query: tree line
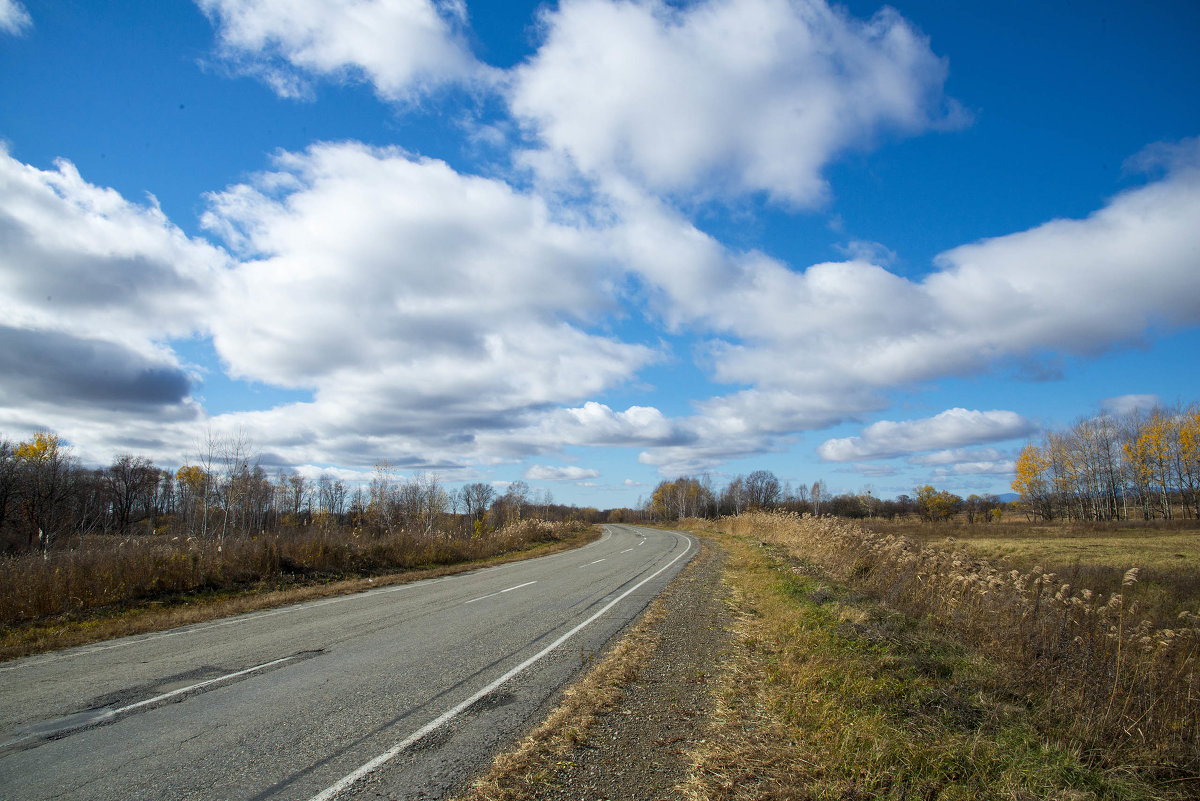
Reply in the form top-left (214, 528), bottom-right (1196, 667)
top-left (643, 471), bottom-right (1004, 524)
top-left (0, 431), bottom-right (603, 555)
top-left (1012, 402), bottom-right (1199, 521)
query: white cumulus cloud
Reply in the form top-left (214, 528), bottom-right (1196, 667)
top-left (931, 460), bottom-right (1016, 478)
top-left (511, 0), bottom-right (960, 205)
top-left (0, 148), bottom-right (226, 460)
top-left (524, 464), bottom-right (601, 481)
top-left (198, 142), bottom-right (656, 470)
top-left (817, 409), bottom-right (1035, 462)
top-left (908, 447), bottom-right (1009, 467)
top-left (618, 138), bottom-right (1200, 470)
top-left (197, 0), bottom-right (488, 100)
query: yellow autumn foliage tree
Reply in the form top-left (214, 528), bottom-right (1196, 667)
top-left (1012, 443), bottom-right (1052, 520)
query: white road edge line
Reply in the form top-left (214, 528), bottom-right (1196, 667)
top-left (306, 535), bottom-right (694, 801)
top-left (464, 581), bottom-right (538, 605)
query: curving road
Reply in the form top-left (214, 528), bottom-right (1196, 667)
top-left (0, 525), bottom-right (695, 800)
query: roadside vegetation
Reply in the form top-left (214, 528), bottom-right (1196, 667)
top-left (685, 512), bottom-right (1199, 798)
top-left (0, 518), bottom-right (595, 661)
top-left (870, 517), bottom-right (1200, 629)
top-left (0, 430), bottom-right (602, 661)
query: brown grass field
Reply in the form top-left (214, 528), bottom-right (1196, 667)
top-left (869, 517), bottom-right (1200, 627)
top-left (677, 513), bottom-right (1200, 799)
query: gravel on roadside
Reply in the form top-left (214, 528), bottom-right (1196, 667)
top-left (455, 535), bottom-right (731, 801)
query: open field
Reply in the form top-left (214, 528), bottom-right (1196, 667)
top-left (690, 513), bottom-right (1200, 796)
top-left (868, 517), bottom-right (1200, 627)
top-left (868, 517), bottom-right (1200, 569)
top-left (679, 526), bottom-right (1168, 800)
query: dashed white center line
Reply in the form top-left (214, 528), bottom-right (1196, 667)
top-left (578, 558), bottom-right (606, 568)
top-left (620, 548), bottom-right (634, 554)
top-left (464, 581), bottom-right (537, 605)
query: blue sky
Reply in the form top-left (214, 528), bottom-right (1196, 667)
top-left (1, 0), bottom-right (1198, 507)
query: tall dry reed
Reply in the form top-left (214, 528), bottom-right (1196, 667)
top-left (0, 519), bottom-right (584, 627)
top-left (717, 511), bottom-right (1200, 775)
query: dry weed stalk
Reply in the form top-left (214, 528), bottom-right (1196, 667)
top-left (0, 519), bottom-right (587, 628)
top-left (717, 511), bottom-right (1200, 773)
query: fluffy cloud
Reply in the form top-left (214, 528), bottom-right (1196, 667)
top-left (617, 139), bottom-right (1200, 470)
top-left (0, 149), bottom-right (227, 351)
top-left (0, 143), bottom-right (665, 472)
top-left (0, 0), bottom-right (30, 34)
top-left (9, 129), bottom-right (1197, 481)
top-left (197, 0), bottom-right (487, 100)
top-left (0, 149), bottom-right (222, 459)
top-left (631, 386), bottom-right (879, 474)
top-left (491, 402), bottom-right (683, 451)
top-left (197, 143), bottom-right (656, 468)
top-left (847, 464), bottom-right (898, 478)
top-left (524, 464), bottom-right (601, 481)
top-left (925, 143), bottom-right (1200, 357)
top-left (0, 326), bottom-right (191, 410)
top-left (817, 409), bottom-right (1035, 462)
top-left (511, 0), bottom-right (958, 205)
top-left (906, 447), bottom-right (1016, 481)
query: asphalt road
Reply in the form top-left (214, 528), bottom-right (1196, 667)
top-left (0, 524), bottom-right (695, 800)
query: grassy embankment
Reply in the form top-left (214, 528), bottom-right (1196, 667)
top-left (681, 513), bottom-right (1199, 800)
top-left (0, 519), bottom-right (597, 662)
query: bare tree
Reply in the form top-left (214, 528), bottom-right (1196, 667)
top-left (460, 482), bottom-right (495, 532)
top-left (809, 480), bottom-right (829, 515)
top-left (535, 488), bottom-right (553, 518)
top-left (286, 472), bottom-right (310, 520)
top-left (0, 438), bottom-right (17, 541)
top-left (722, 475), bottom-right (746, 515)
top-left (502, 480), bottom-right (530, 523)
top-left (104, 454), bottom-right (157, 535)
top-left (14, 432), bottom-right (75, 553)
top-left (745, 470), bottom-right (781, 509)
top-left (398, 472), bottom-right (448, 537)
top-left (317, 473), bottom-right (347, 517)
top-left (368, 462), bottom-right (399, 535)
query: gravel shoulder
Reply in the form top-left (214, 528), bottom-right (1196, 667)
top-left (456, 534), bottom-right (730, 801)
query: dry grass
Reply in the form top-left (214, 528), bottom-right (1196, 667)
top-left (680, 526), bottom-right (1171, 800)
top-left (868, 519), bottom-right (1200, 628)
top-left (707, 513), bottom-right (1200, 790)
top-left (0, 520), bottom-right (596, 662)
top-left (868, 518), bottom-right (1200, 572)
top-left (455, 597), bottom-right (667, 801)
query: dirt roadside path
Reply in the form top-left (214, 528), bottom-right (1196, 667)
top-left (456, 534), bottom-right (731, 801)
